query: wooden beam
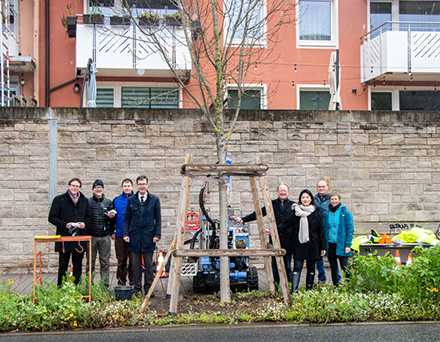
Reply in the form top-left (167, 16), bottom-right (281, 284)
top-left (168, 154), bottom-right (194, 316)
top-left (260, 172), bottom-right (292, 307)
top-left (174, 248), bottom-right (286, 257)
top-left (181, 164), bottom-right (268, 177)
top-left (249, 175), bottom-right (276, 294)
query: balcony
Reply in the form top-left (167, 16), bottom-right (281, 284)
top-left (361, 22), bottom-right (440, 83)
top-left (75, 17), bottom-right (191, 79)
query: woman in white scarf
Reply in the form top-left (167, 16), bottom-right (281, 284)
top-left (291, 189), bottom-right (327, 293)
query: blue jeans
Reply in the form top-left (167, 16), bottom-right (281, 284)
top-left (317, 253), bottom-right (341, 282)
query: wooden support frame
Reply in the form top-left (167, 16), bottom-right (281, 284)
top-left (33, 236), bottom-right (92, 303)
top-left (168, 155), bottom-right (292, 314)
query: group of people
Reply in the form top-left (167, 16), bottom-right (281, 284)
top-left (239, 179), bottom-right (354, 292)
top-left (48, 175), bottom-right (352, 295)
top-left (48, 176), bottom-right (161, 296)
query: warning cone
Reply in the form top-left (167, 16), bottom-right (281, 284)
top-left (406, 253), bottom-right (413, 266)
top-left (394, 250), bottom-right (401, 266)
top-left (69, 263), bottom-right (73, 277)
top-left (155, 250), bottom-right (168, 278)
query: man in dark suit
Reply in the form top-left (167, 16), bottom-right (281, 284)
top-left (123, 175), bottom-right (161, 295)
top-left (237, 183), bottom-right (295, 285)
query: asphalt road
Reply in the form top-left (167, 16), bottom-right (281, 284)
top-left (1, 322), bottom-right (439, 342)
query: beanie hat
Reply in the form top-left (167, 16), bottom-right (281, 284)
top-left (92, 179), bottom-right (104, 189)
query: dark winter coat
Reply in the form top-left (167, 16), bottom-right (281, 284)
top-left (88, 194), bottom-right (115, 237)
top-left (242, 198), bottom-right (295, 253)
top-left (48, 191), bottom-right (92, 253)
top-left (291, 208), bottom-right (326, 260)
top-left (123, 191), bottom-right (161, 252)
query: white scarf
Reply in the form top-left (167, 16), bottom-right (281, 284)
top-left (293, 203), bottom-right (315, 244)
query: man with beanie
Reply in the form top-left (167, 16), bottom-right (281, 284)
top-left (88, 179), bottom-right (115, 289)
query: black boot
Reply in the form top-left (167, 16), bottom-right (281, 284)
top-left (306, 272), bottom-right (315, 290)
top-left (291, 271), bottom-right (301, 294)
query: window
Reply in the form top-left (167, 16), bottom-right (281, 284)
top-left (299, 89), bottom-right (330, 109)
top-left (228, 89), bottom-right (262, 109)
top-left (96, 88), bottom-right (114, 107)
top-left (89, 0), bottom-right (177, 16)
top-left (371, 92), bottom-right (392, 110)
top-left (369, 87), bottom-right (440, 110)
top-left (297, 0), bottom-right (337, 47)
top-left (225, 0), bottom-right (265, 45)
top-left (399, 1), bottom-right (440, 22)
top-left (370, 1), bottom-right (440, 31)
top-left (399, 90), bottom-right (440, 110)
top-left (121, 87), bottom-right (178, 108)
top-left (370, 2), bottom-right (392, 31)
top-left (96, 86), bottom-right (179, 108)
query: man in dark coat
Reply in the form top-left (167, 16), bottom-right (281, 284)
top-left (237, 183), bottom-right (295, 285)
top-left (123, 175), bottom-right (161, 295)
top-left (48, 178), bottom-right (91, 286)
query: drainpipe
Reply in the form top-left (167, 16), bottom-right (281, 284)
top-left (45, 0), bottom-right (50, 107)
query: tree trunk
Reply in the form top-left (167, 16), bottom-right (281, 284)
top-left (216, 136), bottom-right (230, 302)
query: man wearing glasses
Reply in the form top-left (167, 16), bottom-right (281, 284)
top-left (314, 179), bottom-right (339, 284)
top-left (123, 175), bottom-right (161, 296)
top-left (48, 178), bottom-right (91, 286)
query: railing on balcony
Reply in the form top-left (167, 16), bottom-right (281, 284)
top-left (76, 17), bottom-right (191, 78)
top-left (361, 21), bottom-right (440, 83)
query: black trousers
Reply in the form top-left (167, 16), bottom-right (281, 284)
top-left (115, 236), bottom-right (133, 286)
top-left (130, 251), bottom-right (154, 294)
top-left (328, 242), bottom-right (350, 285)
top-left (58, 251), bottom-right (84, 286)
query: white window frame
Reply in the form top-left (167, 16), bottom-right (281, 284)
top-left (224, 0), bottom-right (267, 47)
top-left (297, 84), bottom-right (330, 109)
top-left (226, 83), bottom-right (267, 109)
top-left (296, 0), bottom-right (339, 49)
top-left (368, 85), bottom-right (439, 110)
top-left (94, 82), bottom-right (182, 108)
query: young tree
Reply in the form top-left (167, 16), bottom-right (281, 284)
top-left (123, 0), bottom-right (297, 302)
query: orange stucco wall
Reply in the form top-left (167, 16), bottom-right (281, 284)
top-left (42, 0), bottom-right (369, 109)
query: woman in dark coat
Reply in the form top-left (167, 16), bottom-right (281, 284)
top-left (291, 189), bottom-right (326, 293)
top-left (48, 178), bottom-right (91, 286)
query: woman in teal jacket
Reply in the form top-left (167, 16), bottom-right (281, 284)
top-left (323, 192), bottom-right (354, 286)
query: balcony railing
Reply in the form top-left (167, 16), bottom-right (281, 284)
top-left (75, 17), bottom-right (191, 78)
top-left (361, 21), bottom-right (440, 83)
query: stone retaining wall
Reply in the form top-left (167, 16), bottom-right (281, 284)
top-left (1, 108), bottom-right (439, 272)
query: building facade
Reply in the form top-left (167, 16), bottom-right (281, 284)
top-left (1, 0), bottom-right (440, 110)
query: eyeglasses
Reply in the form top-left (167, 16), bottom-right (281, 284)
top-left (137, 183), bottom-right (148, 186)
top-left (317, 186), bottom-right (327, 188)
top-left (70, 184), bottom-right (81, 188)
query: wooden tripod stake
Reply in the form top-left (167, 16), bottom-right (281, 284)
top-left (167, 154), bottom-right (292, 315)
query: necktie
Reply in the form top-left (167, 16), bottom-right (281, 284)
top-left (141, 196), bottom-right (144, 203)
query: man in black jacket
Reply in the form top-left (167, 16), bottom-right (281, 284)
top-left (88, 179), bottom-right (115, 289)
top-left (237, 183), bottom-right (295, 285)
top-left (48, 178), bottom-right (91, 286)
top-left (123, 175), bottom-right (161, 295)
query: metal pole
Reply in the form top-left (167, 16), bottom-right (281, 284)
top-left (336, 49), bottom-right (340, 110)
